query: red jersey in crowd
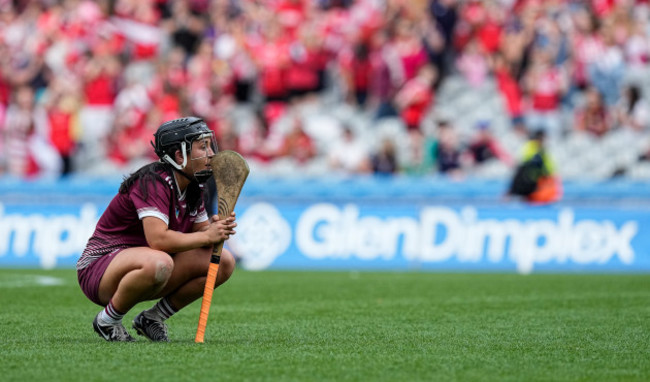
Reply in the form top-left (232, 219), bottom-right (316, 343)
top-left (531, 68), bottom-right (564, 112)
top-left (84, 73), bottom-right (116, 106)
top-left (48, 109), bottom-right (76, 157)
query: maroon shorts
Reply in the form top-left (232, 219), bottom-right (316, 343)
top-left (77, 248), bottom-right (125, 306)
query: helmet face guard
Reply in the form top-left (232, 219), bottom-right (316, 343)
top-left (186, 132), bottom-right (218, 162)
top-left (152, 117), bottom-right (218, 182)
top-left (188, 132), bottom-right (217, 183)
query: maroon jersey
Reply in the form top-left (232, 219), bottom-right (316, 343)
top-left (77, 169), bottom-right (208, 270)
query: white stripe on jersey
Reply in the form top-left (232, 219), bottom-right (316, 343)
top-left (194, 210), bottom-right (208, 223)
top-left (137, 207), bottom-right (169, 225)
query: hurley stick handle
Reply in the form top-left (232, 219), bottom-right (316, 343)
top-left (195, 151), bottom-right (249, 343)
top-left (195, 260), bottom-right (219, 343)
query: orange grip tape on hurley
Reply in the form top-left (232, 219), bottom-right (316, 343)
top-left (195, 150), bottom-right (250, 343)
top-left (195, 261), bottom-right (220, 343)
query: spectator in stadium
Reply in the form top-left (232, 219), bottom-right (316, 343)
top-left (476, 1), bottom-right (505, 60)
top-left (456, 37), bottom-right (489, 88)
top-left (420, 10), bottom-right (446, 89)
top-left (251, 18), bottom-right (291, 107)
top-left (492, 52), bottom-right (525, 126)
top-left (588, 20), bottom-right (625, 107)
top-left (508, 129), bottom-right (561, 204)
top-left (368, 29), bottom-right (403, 120)
top-left (286, 24), bottom-right (326, 103)
top-left (568, 5), bottom-right (602, 91)
top-left (328, 124), bottom-right (372, 174)
top-left (522, 46), bottom-right (568, 139)
top-left (534, 10), bottom-right (570, 68)
top-left (435, 120), bottom-right (463, 177)
top-left (574, 86), bottom-right (611, 137)
top-left (77, 117), bottom-right (236, 342)
top-left (0, 59), bottom-right (8, 138)
top-left (339, 40), bottom-right (373, 109)
top-left (164, 0), bottom-right (206, 56)
top-left (394, 64), bottom-right (437, 131)
top-left (623, 15), bottom-right (650, 80)
top-left (187, 40), bottom-right (216, 96)
top-left (391, 18), bottom-right (429, 83)
top-left (371, 137), bottom-right (398, 176)
top-left (465, 120), bottom-right (513, 167)
top-left (106, 108), bottom-right (150, 170)
top-left (5, 0), bottom-right (650, 183)
top-left (110, 74), bottom-right (154, 151)
top-left (428, 0), bottom-right (458, 82)
top-left (3, 85), bottom-right (62, 178)
top-left (498, 9), bottom-right (532, 82)
top-left (638, 141), bottom-right (650, 162)
top-left (43, 78), bottom-right (80, 175)
top-left (211, 17), bottom-right (258, 104)
top-left (77, 50), bottom-right (121, 170)
top-left (277, 117), bottom-right (317, 165)
top-left (400, 128), bottom-right (437, 176)
top-left (237, 110), bottom-right (277, 163)
top-left (613, 84), bottom-right (650, 132)
top-left (214, 117), bottom-right (240, 153)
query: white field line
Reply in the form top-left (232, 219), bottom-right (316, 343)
top-left (0, 275), bottom-right (66, 288)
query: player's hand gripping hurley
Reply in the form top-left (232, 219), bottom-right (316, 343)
top-left (195, 150), bottom-right (249, 343)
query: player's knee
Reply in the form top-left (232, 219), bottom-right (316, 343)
top-left (143, 254), bottom-right (173, 287)
top-left (221, 250), bottom-right (235, 275)
top-left (154, 258), bottom-right (174, 285)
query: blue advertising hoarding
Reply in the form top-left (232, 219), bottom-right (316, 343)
top-left (0, 191), bottom-right (647, 273)
top-left (229, 201), bottom-right (646, 274)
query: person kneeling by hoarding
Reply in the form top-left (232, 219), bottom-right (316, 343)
top-left (507, 129), bottom-right (562, 204)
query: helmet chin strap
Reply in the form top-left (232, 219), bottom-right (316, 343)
top-left (162, 142), bottom-right (187, 170)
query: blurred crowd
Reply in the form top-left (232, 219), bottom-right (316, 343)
top-left (2, 0), bottom-right (650, 180)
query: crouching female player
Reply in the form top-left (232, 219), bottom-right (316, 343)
top-left (77, 117), bottom-right (236, 342)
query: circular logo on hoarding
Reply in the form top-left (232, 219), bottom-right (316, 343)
top-left (229, 203), bottom-right (292, 270)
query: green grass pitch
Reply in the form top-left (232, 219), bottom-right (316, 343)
top-left (1, 269), bottom-right (649, 381)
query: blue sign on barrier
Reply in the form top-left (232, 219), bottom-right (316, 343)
top-left (0, 178), bottom-right (648, 273)
top-left (0, 203), bottom-right (101, 269)
top-left (229, 201), bottom-right (648, 274)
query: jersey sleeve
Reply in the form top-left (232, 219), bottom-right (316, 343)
top-left (130, 177), bottom-right (172, 225)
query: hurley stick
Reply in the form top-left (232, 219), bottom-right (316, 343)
top-left (195, 150), bottom-right (249, 343)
